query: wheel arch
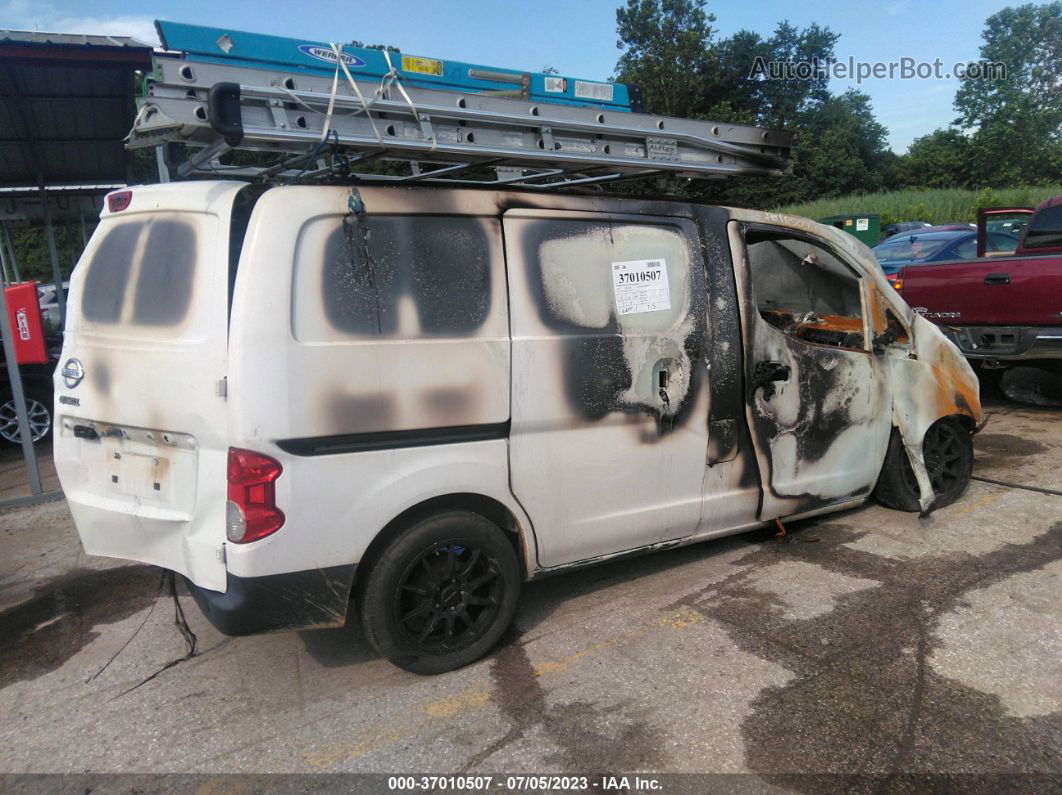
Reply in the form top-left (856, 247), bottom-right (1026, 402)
top-left (887, 411), bottom-right (977, 471)
top-left (355, 493), bottom-right (534, 595)
top-left (947, 412), bottom-right (978, 434)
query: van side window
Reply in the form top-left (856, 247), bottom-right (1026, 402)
top-left (885, 308), bottom-right (910, 346)
top-left (294, 215), bottom-right (493, 340)
top-left (745, 231), bottom-right (865, 350)
top-left (520, 219), bottom-right (691, 334)
top-left (508, 217), bottom-right (695, 422)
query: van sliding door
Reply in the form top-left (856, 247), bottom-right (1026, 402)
top-left (503, 209), bottom-right (709, 567)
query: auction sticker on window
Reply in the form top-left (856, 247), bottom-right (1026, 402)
top-left (611, 258), bottom-right (671, 315)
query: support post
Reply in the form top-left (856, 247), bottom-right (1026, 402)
top-left (0, 240), bottom-right (43, 495)
top-left (0, 232), bottom-right (10, 285)
top-left (39, 187), bottom-right (67, 330)
top-left (1, 222), bottom-right (19, 282)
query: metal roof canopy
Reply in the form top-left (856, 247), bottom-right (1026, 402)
top-left (0, 185), bottom-right (110, 223)
top-left (0, 31), bottom-right (150, 503)
top-left (0, 30), bottom-right (153, 188)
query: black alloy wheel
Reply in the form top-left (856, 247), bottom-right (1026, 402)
top-left (901, 420), bottom-right (970, 504)
top-left (358, 511), bottom-right (521, 674)
top-left (875, 418), bottom-right (973, 512)
top-left (395, 541), bottom-right (504, 651)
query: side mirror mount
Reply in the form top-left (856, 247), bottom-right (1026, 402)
top-left (873, 328), bottom-right (898, 354)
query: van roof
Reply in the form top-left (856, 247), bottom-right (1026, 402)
top-left (107, 180), bottom-right (882, 287)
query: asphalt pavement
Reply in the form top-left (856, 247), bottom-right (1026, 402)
top-left (0, 399), bottom-right (1059, 790)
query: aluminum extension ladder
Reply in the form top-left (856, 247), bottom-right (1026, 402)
top-left (130, 24), bottom-right (796, 189)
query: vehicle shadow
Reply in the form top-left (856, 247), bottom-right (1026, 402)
top-left (295, 518), bottom-right (812, 670)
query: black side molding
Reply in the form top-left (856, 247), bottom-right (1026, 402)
top-left (277, 420), bottom-right (511, 457)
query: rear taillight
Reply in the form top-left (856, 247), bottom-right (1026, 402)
top-left (890, 277), bottom-right (903, 291)
top-left (226, 448), bottom-right (284, 544)
top-left (107, 190), bottom-right (132, 212)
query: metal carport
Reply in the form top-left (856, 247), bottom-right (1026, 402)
top-left (0, 30), bottom-right (151, 502)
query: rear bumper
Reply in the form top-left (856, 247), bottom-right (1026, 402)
top-left (945, 325), bottom-right (1062, 361)
top-left (185, 564), bottom-right (356, 635)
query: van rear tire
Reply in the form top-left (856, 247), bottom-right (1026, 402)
top-left (358, 511), bottom-right (521, 675)
top-left (875, 418), bottom-right (973, 512)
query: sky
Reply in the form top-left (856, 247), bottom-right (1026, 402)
top-left (0, 0), bottom-right (1023, 152)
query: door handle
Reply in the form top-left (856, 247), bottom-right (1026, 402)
top-left (984, 272), bottom-right (1011, 285)
top-left (751, 361), bottom-right (791, 400)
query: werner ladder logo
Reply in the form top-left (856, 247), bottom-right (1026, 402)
top-left (298, 44), bottom-right (366, 68)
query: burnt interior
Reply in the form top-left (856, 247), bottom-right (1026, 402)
top-left (745, 232), bottom-right (865, 351)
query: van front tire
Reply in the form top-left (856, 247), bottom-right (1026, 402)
top-left (875, 419), bottom-right (973, 512)
top-left (358, 511), bottom-right (521, 675)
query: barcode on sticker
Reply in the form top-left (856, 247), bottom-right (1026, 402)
top-left (611, 258), bottom-right (671, 315)
top-left (574, 80), bottom-right (614, 101)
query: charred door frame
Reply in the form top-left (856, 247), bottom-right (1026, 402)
top-left (728, 219), bottom-right (887, 520)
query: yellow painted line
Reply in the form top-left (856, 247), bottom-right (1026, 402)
top-left (304, 686), bottom-right (493, 768)
top-left (302, 605), bottom-right (707, 768)
top-left (422, 688), bottom-right (493, 719)
top-left (947, 489), bottom-right (1006, 519)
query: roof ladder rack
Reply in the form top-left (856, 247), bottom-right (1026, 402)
top-left (130, 26), bottom-right (795, 189)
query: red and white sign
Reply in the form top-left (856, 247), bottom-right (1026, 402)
top-left (4, 281), bottom-right (49, 364)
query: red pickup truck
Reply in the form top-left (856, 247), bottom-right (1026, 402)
top-left (895, 197), bottom-right (1062, 373)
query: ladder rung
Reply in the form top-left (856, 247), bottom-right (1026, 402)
top-left (132, 53), bottom-right (795, 187)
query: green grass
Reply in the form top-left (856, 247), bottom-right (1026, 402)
top-left (775, 186), bottom-right (1062, 226)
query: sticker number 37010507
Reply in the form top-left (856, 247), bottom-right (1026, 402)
top-left (611, 258), bottom-right (671, 315)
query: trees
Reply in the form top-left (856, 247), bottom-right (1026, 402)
top-left (614, 0), bottom-right (715, 118)
top-left (955, 2), bottom-right (1062, 186)
top-left (615, 0), bottom-right (890, 206)
top-left (613, 0), bottom-right (1061, 206)
top-left (720, 89), bottom-right (894, 208)
top-left (901, 129), bottom-right (974, 189)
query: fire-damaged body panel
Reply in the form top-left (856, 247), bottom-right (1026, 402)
top-left (57, 181), bottom-right (981, 644)
top-left (727, 209), bottom-right (981, 514)
top-left (505, 209), bottom-right (742, 567)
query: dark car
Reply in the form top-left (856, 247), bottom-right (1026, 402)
top-left (880, 223), bottom-right (975, 243)
top-left (879, 220), bottom-right (931, 241)
top-left (872, 230), bottom-right (1017, 276)
top-left (0, 335), bottom-right (60, 445)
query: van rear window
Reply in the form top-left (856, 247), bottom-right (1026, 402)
top-left (79, 214), bottom-right (211, 336)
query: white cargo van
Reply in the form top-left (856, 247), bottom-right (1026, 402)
top-left (54, 181), bottom-right (980, 673)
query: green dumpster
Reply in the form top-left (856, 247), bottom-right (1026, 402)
top-left (817, 214), bottom-right (880, 248)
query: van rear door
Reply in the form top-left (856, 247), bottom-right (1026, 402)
top-left (54, 181), bottom-right (249, 592)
